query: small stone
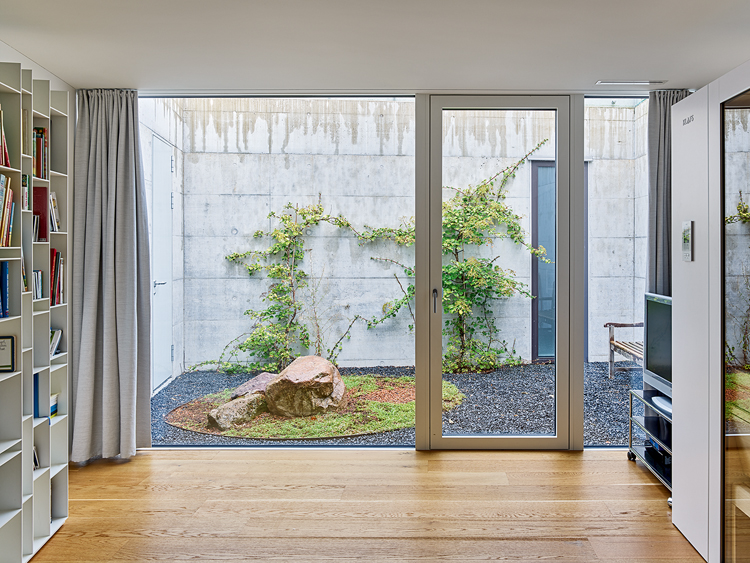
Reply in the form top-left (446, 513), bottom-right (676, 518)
top-left (207, 392), bottom-right (267, 430)
top-left (231, 372), bottom-right (278, 400)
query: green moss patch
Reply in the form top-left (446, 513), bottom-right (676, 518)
top-left (166, 375), bottom-right (464, 440)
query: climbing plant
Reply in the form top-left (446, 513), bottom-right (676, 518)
top-left (342, 140), bottom-right (549, 373)
top-left (222, 201), bottom-right (352, 372)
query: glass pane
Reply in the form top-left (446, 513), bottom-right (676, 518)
top-left (535, 164), bottom-right (556, 358)
top-left (440, 108), bottom-right (557, 437)
top-left (584, 97), bottom-right (649, 447)
top-left (144, 97), bottom-right (417, 447)
top-left (724, 94), bottom-right (750, 561)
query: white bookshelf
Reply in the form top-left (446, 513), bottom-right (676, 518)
top-left (0, 62), bottom-right (69, 563)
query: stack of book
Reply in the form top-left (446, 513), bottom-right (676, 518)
top-left (33, 127), bottom-right (48, 179)
top-left (49, 192), bottom-right (61, 232)
top-left (0, 175), bottom-right (15, 247)
top-left (49, 329), bottom-right (62, 357)
top-left (50, 249), bottom-right (63, 305)
top-left (50, 393), bottom-right (59, 418)
top-left (32, 270), bottom-right (42, 300)
top-left (0, 103), bottom-right (10, 167)
top-left (0, 262), bottom-right (9, 318)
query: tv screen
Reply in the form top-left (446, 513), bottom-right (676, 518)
top-left (645, 295), bottom-right (672, 384)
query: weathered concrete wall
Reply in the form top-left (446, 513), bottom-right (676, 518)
top-left (724, 108), bottom-right (750, 365)
top-left (584, 99), bottom-right (649, 362)
top-left (181, 98), bottom-right (417, 367)
top-left (141, 97), bottom-right (651, 370)
top-left (139, 98), bottom-right (185, 379)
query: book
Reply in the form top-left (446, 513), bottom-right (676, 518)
top-left (50, 249), bottom-right (58, 305)
top-left (0, 262), bottom-right (8, 318)
top-left (21, 174), bottom-right (29, 210)
top-left (6, 201), bottom-right (15, 247)
top-left (32, 270), bottom-right (42, 299)
top-left (0, 335), bottom-right (14, 371)
top-left (32, 186), bottom-right (48, 242)
top-left (33, 372), bottom-right (39, 418)
top-left (58, 257), bottom-right (63, 304)
top-left (50, 393), bottom-right (59, 417)
top-left (0, 181), bottom-right (11, 247)
top-left (33, 128), bottom-right (48, 179)
top-left (49, 329), bottom-right (62, 357)
top-left (21, 247), bottom-right (27, 292)
top-left (32, 445), bottom-right (40, 470)
top-left (32, 214), bottom-right (39, 242)
top-left (0, 105), bottom-right (9, 167)
top-left (49, 192), bottom-right (60, 231)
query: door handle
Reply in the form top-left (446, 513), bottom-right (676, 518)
top-left (154, 281), bottom-right (167, 288)
top-left (433, 289), bottom-right (439, 313)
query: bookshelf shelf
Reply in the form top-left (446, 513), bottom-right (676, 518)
top-left (50, 464), bottom-right (65, 478)
top-left (0, 370), bottom-right (22, 383)
top-left (0, 82), bottom-right (20, 95)
top-left (0, 509), bottom-right (21, 529)
top-left (0, 439), bottom-right (20, 456)
top-left (0, 63), bottom-right (70, 562)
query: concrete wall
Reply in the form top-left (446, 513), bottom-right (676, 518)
top-left (139, 97), bottom-right (651, 370)
top-left (585, 98), bottom-right (649, 362)
top-left (724, 108), bottom-right (750, 365)
top-left (139, 98), bottom-right (185, 379)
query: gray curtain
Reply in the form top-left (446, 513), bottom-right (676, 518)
top-left (647, 89), bottom-right (691, 297)
top-left (71, 90), bottom-right (151, 463)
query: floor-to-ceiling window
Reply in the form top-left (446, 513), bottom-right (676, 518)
top-left (724, 89), bottom-right (750, 562)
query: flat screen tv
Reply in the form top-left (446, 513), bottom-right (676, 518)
top-left (643, 293), bottom-right (672, 398)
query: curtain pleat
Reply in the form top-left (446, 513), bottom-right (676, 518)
top-left (647, 89), bottom-right (691, 297)
top-left (71, 90), bottom-right (151, 463)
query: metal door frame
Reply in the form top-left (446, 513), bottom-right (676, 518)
top-left (415, 94), bottom-right (584, 450)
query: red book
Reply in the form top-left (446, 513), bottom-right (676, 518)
top-left (35, 134), bottom-right (42, 178)
top-left (50, 249), bottom-right (56, 304)
top-left (32, 186), bottom-right (48, 242)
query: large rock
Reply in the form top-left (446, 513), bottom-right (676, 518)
top-left (265, 356), bottom-right (345, 417)
top-left (207, 392), bottom-right (267, 430)
top-left (230, 371), bottom-right (278, 400)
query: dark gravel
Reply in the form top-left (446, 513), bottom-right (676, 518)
top-left (151, 362), bottom-right (642, 447)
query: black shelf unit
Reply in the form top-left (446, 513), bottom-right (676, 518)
top-left (628, 389), bottom-right (672, 493)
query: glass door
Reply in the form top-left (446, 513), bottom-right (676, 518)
top-left (428, 96), bottom-right (570, 449)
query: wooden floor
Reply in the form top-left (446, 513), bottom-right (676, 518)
top-left (37, 448), bottom-right (703, 562)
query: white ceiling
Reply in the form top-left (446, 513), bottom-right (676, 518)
top-left (2, 0), bottom-right (750, 94)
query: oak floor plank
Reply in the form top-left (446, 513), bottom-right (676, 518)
top-left (37, 449), bottom-right (700, 562)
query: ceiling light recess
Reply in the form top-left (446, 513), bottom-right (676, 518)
top-left (596, 80), bottom-right (667, 85)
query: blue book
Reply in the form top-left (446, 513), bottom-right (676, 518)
top-left (33, 372), bottom-right (39, 418)
top-left (0, 261), bottom-right (8, 318)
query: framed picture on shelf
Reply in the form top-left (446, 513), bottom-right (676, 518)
top-left (0, 335), bottom-right (14, 372)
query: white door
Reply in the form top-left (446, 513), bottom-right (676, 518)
top-left (151, 135), bottom-right (173, 392)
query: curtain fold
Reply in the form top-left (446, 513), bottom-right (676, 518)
top-left (71, 89), bottom-right (151, 463)
top-left (647, 89), bottom-right (691, 297)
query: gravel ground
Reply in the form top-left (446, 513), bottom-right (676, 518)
top-left (151, 362), bottom-right (642, 447)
